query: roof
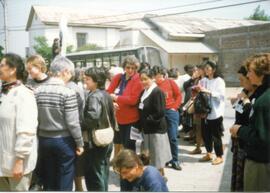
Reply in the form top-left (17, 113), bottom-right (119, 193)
top-left (140, 29), bottom-right (217, 54)
top-left (146, 15), bottom-right (269, 39)
top-left (26, 5), bottom-right (144, 30)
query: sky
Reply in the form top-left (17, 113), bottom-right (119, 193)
top-left (62, 0), bottom-right (270, 20)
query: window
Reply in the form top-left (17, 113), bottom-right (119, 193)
top-left (76, 33), bottom-right (87, 48)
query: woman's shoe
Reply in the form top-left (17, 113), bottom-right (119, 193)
top-left (199, 153), bottom-right (212, 162)
top-left (171, 162), bottom-right (182, 170)
top-left (212, 157), bottom-right (223, 165)
top-left (189, 148), bottom-right (202, 154)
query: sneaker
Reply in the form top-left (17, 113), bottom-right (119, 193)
top-left (189, 148), bottom-right (202, 155)
top-left (171, 162), bottom-right (182, 170)
top-left (212, 157), bottom-right (223, 165)
top-left (199, 153), bottom-right (212, 162)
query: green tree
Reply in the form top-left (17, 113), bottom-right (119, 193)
top-left (0, 45), bottom-right (3, 60)
top-left (247, 5), bottom-right (270, 21)
top-left (66, 45), bottom-right (74, 53)
top-left (76, 43), bottom-right (103, 52)
top-left (33, 36), bottom-right (52, 63)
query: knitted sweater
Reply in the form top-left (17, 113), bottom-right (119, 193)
top-left (156, 79), bottom-right (182, 110)
top-left (34, 78), bottom-right (83, 147)
top-left (0, 84), bottom-right (38, 177)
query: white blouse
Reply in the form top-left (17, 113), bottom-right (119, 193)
top-left (0, 84), bottom-right (38, 177)
top-left (201, 77), bottom-right (226, 120)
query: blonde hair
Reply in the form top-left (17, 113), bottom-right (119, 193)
top-left (26, 54), bottom-right (47, 73)
top-left (244, 53), bottom-right (270, 76)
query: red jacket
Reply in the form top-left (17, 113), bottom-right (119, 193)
top-left (157, 79), bottom-right (182, 110)
top-left (107, 73), bottom-right (143, 124)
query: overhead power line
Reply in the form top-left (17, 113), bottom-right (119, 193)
top-left (1, 0), bottom-right (269, 31)
top-left (0, 0), bottom-right (225, 30)
top-left (71, 0), bottom-right (225, 22)
top-left (96, 0), bottom-right (270, 25)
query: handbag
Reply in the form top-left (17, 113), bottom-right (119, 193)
top-left (92, 98), bottom-right (114, 147)
top-left (183, 98), bottom-right (195, 114)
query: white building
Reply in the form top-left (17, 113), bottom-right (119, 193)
top-left (0, 0), bottom-right (123, 56)
top-left (26, 5), bottom-right (123, 56)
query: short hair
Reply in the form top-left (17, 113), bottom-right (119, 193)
top-left (121, 55), bottom-right (139, 69)
top-left (184, 64), bottom-right (194, 73)
top-left (26, 54), bottom-right (47, 73)
top-left (168, 68), bottom-right (179, 79)
top-left (244, 53), bottom-right (270, 76)
top-left (139, 68), bottom-right (154, 78)
top-left (113, 149), bottom-right (143, 171)
top-left (151, 65), bottom-right (167, 76)
top-left (196, 63), bottom-right (205, 69)
top-left (138, 62), bottom-right (150, 73)
top-left (84, 67), bottom-right (109, 90)
top-left (2, 53), bottom-right (28, 82)
top-left (49, 56), bottom-right (75, 76)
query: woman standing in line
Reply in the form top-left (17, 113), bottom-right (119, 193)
top-left (230, 65), bottom-right (256, 191)
top-left (138, 68), bottom-right (172, 178)
top-left (198, 60), bottom-right (226, 165)
top-left (83, 67), bottom-right (116, 191)
top-left (26, 54), bottom-right (51, 191)
top-left (0, 53), bottom-right (38, 191)
top-left (230, 53), bottom-right (270, 191)
top-left (107, 56), bottom-right (143, 151)
top-left (152, 65), bottom-right (182, 170)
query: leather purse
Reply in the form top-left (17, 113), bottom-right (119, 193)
top-left (92, 99), bottom-right (114, 147)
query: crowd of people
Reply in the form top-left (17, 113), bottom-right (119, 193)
top-left (0, 52), bottom-right (269, 192)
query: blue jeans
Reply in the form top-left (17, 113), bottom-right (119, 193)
top-left (165, 109), bottom-right (180, 164)
top-left (39, 136), bottom-right (76, 191)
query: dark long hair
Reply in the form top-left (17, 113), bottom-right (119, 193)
top-left (3, 53), bottom-right (28, 83)
top-left (205, 60), bottom-right (223, 78)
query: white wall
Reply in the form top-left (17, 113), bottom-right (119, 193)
top-left (106, 28), bottom-right (119, 49)
top-left (119, 29), bottom-right (145, 48)
top-left (0, 0), bottom-right (121, 56)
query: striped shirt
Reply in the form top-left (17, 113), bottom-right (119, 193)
top-left (34, 77), bottom-right (83, 147)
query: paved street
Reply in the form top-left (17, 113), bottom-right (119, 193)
top-left (82, 87), bottom-right (240, 191)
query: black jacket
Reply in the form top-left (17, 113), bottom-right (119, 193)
top-left (138, 87), bottom-right (167, 134)
top-left (238, 82), bottom-right (270, 163)
top-left (83, 89), bottom-right (116, 144)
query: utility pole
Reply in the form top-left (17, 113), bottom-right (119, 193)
top-left (0, 0), bottom-right (8, 53)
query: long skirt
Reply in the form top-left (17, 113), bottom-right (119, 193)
top-left (142, 133), bottom-right (172, 169)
